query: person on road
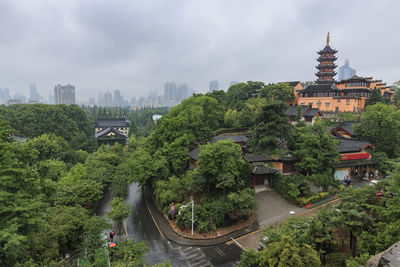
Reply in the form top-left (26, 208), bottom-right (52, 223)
top-left (110, 230), bottom-right (115, 241)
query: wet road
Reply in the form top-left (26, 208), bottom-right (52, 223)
top-left (123, 183), bottom-right (242, 266)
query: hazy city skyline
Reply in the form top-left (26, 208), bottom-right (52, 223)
top-left (0, 1), bottom-right (399, 100)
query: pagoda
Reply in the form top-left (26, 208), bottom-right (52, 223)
top-left (315, 32), bottom-right (337, 84)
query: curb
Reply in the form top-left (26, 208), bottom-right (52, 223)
top-left (144, 193), bottom-right (259, 246)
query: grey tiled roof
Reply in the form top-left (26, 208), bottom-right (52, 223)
top-left (338, 121), bottom-right (360, 136)
top-left (318, 45), bottom-right (337, 54)
top-left (298, 84), bottom-right (335, 92)
top-left (285, 105), bottom-right (320, 117)
top-left (94, 127), bottom-right (126, 139)
top-left (189, 147), bottom-right (201, 160)
top-left (252, 163), bottom-right (279, 175)
top-left (94, 119), bottom-right (129, 128)
top-left (337, 138), bottom-right (371, 153)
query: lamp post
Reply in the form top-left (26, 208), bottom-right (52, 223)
top-left (179, 197), bottom-right (194, 236)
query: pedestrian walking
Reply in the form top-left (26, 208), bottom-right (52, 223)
top-left (110, 230), bottom-right (115, 241)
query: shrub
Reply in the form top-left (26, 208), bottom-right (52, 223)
top-left (273, 173), bottom-right (312, 202)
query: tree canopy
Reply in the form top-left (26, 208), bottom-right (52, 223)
top-left (355, 103), bottom-right (400, 157)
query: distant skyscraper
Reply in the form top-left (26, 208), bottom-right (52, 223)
top-left (104, 91), bottom-right (113, 107)
top-left (113, 90), bottom-right (123, 106)
top-left (13, 93), bottom-right (27, 102)
top-left (49, 94), bottom-right (54, 104)
top-left (149, 90), bottom-right (158, 98)
top-left (29, 83), bottom-right (40, 101)
top-left (338, 59), bottom-right (356, 81)
top-left (164, 82), bottom-right (177, 106)
top-left (209, 80), bottom-right (219, 92)
top-left (97, 93), bottom-right (104, 106)
top-left (54, 84), bottom-right (76, 105)
top-left (177, 84), bottom-right (188, 102)
top-left (229, 81), bottom-right (239, 87)
top-left (0, 88), bottom-right (10, 100)
top-left (130, 97), bottom-right (137, 105)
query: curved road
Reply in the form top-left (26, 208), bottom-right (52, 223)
top-left (123, 182), bottom-right (242, 266)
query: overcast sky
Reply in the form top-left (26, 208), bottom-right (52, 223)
top-left (0, 0), bottom-right (399, 101)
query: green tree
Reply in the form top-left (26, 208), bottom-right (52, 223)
top-left (107, 198), bottom-right (131, 235)
top-left (335, 189), bottom-right (375, 257)
top-left (260, 83), bottom-right (295, 102)
top-left (56, 164), bottom-right (104, 206)
top-left (226, 82), bottom-right (263, 110)
top-left (196, 140), bottom-right (251, 195)
top-left (238, 249), bottom-right (261, 267)
top-left (250, 101), bottom-right (292, 154)
top-left (365, 89), bottom-right (389, 106)
top-left (291, 120), bottom-right (339, 176)
top-left (112, 238), bottom-right (149, 267)
top-left (224, 109), bottom-right (241, 128)
top-left (355, 103), bottom-right (400, 157)
top-left (259, 236), bottom-right (321, 267)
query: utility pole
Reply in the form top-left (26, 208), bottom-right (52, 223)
top-left (179, 197), bottom-right (195, 236)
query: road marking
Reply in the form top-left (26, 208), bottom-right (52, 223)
top-left (215, 247), bottom-right (225, 256)
top-left (182, 247), bottom-right (193, 253)
top-left (139, 220), bottom-right (142, 226)
top-left (230, 237), bottom-right (245, 250)
top-left (225, 229), bottom-right (262, 245)
top-left (144, 196), bottom-right (165, 240)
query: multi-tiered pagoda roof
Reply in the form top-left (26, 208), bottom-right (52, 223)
top-left (315, 33), bottom-right (337, 85)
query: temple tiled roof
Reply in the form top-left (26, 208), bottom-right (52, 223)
top-left (337, 138), bottom-right (371, 153)
top-left (318, 45), bottom-right (338, 54)
top-left (338, 121), bottom-right (360, 136)
top-left (94, 118), bottom-right (129, 128)
top-left (94, 127), bottom-right (126, 139)
top-left (251, 163), bottom-right (279, 175)
top-left (189, 147), bottom-right (201, 161)
top-left (298, 84), bottom-right (335, 92)
top-left (285, 105), bottom-right (320, 117)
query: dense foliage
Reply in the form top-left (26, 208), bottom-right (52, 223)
top-left (0, 116), bottom-right (125, 265)
top-left (0, 104), bottom-right (96, 151)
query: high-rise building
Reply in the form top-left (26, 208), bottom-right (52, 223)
top-left (97, 93), bottom-right (104, 106)
top-left (0, 88), bottom-right (10, 100)
top-left (49, 94), bottom-right (54, 104)
top-left (104, 91), bottom-right (113, 107)
top-left (113, 90), bottom-right (123, 106)
top-left (177, 84), bottom-right (189, 102)
top-left (29, 83), bottom-right (41, 101)
top-left (338, 59), bottom-right (356, 81)
top-left (209, 80), bottom-right (219, 92)
top-left (13, 93), bottom-right (27, 102)
top-left (164, 82), bottom-right (177, 106)
top-left (54, 84), bottom-right (76, 105)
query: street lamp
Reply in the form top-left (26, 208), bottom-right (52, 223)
top-left (289, 211), bottom-right (296, 217)
top-left (179, 197), bottom-right (194, 236)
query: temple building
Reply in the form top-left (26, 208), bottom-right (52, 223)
top-left (296, 33), bottom-right (393, 113)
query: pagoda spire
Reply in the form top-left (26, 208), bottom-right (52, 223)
top-left (327, 32), bottom-right (330, 46)
top-left (315, 34), bottom-right (338, 84)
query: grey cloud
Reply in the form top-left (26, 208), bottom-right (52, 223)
top-left (0, 0), bottom-right (399, 100)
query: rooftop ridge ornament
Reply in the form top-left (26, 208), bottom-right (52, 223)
top-left (327, 32), bottom-right (330, 46)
